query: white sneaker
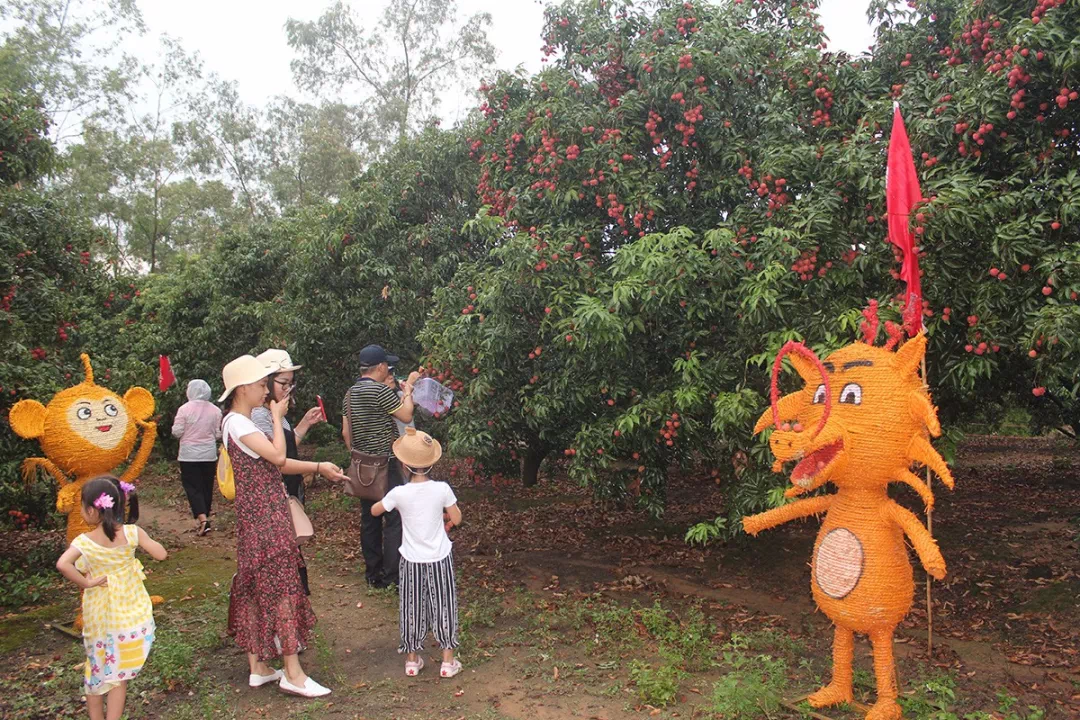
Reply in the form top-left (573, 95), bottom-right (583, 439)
top-left (279, 675), bottom-right (331, 698)
top-left (249, 669), bottom-right (283, 687)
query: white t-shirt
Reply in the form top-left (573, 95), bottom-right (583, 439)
top-left (222, 412), bottom-right (261, 458)
top-left (250, 406), bottom-right (292, 438)
top-left (380, 480), bottom-right (457, 563)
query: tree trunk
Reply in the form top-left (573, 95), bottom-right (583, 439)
top-left (150, 171), bottom-right (161, 272)
top-left (520, 445), bottom-right (547, 487)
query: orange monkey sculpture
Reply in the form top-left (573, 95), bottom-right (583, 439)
top-left (743, 320), bottom-right (953, 720)
top-left (10, 354), bottom-right (159, 626)
top-left (11, 354), bottom-right (158, 542)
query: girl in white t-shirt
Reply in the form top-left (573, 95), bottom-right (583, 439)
top-left (372, 427), bottom-right (463, 678)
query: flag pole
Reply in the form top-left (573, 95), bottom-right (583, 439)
top-left (922, 353), bottom-right (933, 659)
top-left (888, 100), bottom-right (933, 658)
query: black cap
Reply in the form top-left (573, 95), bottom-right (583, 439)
top-left (358, 344), bottom-right (399, 367)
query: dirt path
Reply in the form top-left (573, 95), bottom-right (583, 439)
top-left (3, 436), bottom-right (1078, 718)
top-left (136, 486), bottom-right (654, 719)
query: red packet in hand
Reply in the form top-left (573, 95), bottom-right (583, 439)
top-left (316, 394), bottom-right (327, 421)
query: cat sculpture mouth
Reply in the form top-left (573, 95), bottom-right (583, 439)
top-left (791, 438), bottom-right (844, 488)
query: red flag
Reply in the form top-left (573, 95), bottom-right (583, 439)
top-left (886, 104), bottom-right (923, 331)
top-left (159, 355), bottom-right (175, 392)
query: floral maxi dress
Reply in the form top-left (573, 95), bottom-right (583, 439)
top-left (72, 525), bottom-right (156, 695)
top-left (226, 436), bottom-right (315, 660)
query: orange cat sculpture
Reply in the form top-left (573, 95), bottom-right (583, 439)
top-left (743, 329), bottom-right (953, 720)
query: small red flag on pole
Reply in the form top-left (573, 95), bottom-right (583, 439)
top-left (886, 103), bottom-right (923, 332)
top-left (159, 355), bottom-right (176, 392)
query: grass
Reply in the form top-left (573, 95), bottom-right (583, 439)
top-left (0, 602), bottom-right (72, 653)
top-left (0, 643), bottom-right (86, 719)
top-left (160, 684), bottom-right (238, 720)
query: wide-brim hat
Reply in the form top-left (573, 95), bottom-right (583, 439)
top-left (219, 355), bottom-right (274, 402)
top-left (257, 348), bottom-right (303, 373)
top-left (392, 426), bottom-right (442, 468)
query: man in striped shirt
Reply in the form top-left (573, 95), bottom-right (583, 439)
top-left (342, 344), bottom-right (419, 589)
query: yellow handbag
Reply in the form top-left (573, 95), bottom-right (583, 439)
top-left (216, 447), bottom-right (235, 500)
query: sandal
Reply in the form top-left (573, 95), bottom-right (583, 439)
top-left (404, 657), bottom-right (424, 677)
top-left (440, 659), bottom-right (462, 678)
top-left (197, 521), bottom-right (211, 536)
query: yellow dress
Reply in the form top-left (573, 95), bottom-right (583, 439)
top-left (72, 525), bottom-right (156, 695)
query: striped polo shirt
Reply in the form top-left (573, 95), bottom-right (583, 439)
top-left (342, 378), bottom-right (403, 455)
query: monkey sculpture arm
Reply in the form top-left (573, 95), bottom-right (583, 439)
top-left (56, 480), bottom-right (84, 515)
top-left (743, 495), bottom-right (833, 536)
top-left (21, 457), bottom-right (68, 487)
top-left (119, 420), bottom-right (157, 484)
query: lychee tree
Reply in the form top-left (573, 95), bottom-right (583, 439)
top-left (272, 126), bottom-right (486, 414)
top-left (0, 92), bottom-right (145, 524)
top-left (864, 0), bottom-right (1080, 433)
top-left (421, 0), bottom-right (1079, 522)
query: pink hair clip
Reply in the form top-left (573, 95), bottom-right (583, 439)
top-left (94, 493), bottom-right (114, 510)
top-left (119, 481), bottom-right (135, 496)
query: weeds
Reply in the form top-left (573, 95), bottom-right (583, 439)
top-left (0, 566), bottom-right (58, 607)
top-left (900, 675), bottom-right (1047, 720)
top-left (0, 544), bottom-right (64, 608)
top-left (629, 659), bottom-right (685, 707)
top-left (707, 633), bottom-right (788, 719)
top-left (637, 601), bottom-right (714, 671)
top-left (583, 600), bottom-right (639, 654)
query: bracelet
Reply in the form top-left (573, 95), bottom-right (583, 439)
top-left (316, 462), bottom-right (322, 477)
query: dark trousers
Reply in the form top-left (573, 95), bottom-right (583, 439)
top-left (179, 460), bottom-right (215, 518)
top-left (360, 459), bottom-right (403, 587)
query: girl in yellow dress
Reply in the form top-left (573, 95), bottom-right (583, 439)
top-left (56, 476), bottom-right (167, 720)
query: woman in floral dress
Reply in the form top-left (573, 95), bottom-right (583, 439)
top-left (218, 355), bottom-right (346, 698)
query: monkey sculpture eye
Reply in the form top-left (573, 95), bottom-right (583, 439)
top-left (840, 383), bottom-right (862, 405)
top-left (813, 384), bottom-right (827, 404)
top-left (76, 406), bottom-right (92, 420)
top-left (103, 403), bottom-right (119, 417)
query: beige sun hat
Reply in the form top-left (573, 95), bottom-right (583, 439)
top-left (392, 427), bottom-right (443, 468)
top-left (219, 355), bottom-right (274, 402)
top-left (257, 348), bottom-right (303, 373)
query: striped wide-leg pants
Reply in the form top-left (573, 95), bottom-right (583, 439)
top-left (398, 553), bottom-right (459, 654)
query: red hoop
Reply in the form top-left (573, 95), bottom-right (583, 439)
top-left (770, 341), bottom-right (832, 437)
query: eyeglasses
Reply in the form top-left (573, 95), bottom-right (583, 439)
top-left (273, 379), bottom-right (296, 389)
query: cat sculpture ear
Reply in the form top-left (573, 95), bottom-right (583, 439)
top-left (894, 332), bottom-right (927, 378)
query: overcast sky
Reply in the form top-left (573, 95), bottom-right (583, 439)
top-left (125, 0), bottom-right (875, 122)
